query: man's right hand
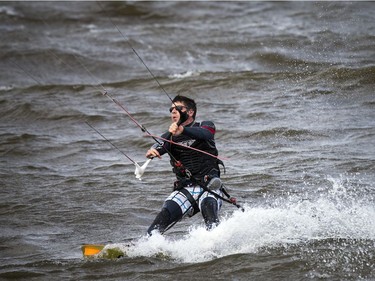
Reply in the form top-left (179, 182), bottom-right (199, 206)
top-left (146, 148), bottom-right (161, 159)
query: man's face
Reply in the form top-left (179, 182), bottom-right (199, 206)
top-left (169, 102), bottom-right (189, 123)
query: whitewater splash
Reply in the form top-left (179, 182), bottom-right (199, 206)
top-left (169, 70), bottom-right (200, 79)
top-left (108, 176), bottom-right (375, 263)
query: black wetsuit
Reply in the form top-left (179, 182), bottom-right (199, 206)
top-left (147, 120), bottom-right (222, 234)
top-left (157, 120), bottom-right (221, 182)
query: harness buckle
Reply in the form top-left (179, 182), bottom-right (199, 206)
top-left (173, 160), bottom-right (192, 179)
top-left (173, 178), bottom-right (193, 190)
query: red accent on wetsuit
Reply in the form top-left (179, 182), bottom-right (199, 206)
top-left (201, 125), bottom-right (215, 134)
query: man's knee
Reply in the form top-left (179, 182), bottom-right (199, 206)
top-left (163, 200), bottom-right (183, 222)
top-left (147, 200), bottom-right (182, 235)
top-left (201, 197), bottom-right (220, 230)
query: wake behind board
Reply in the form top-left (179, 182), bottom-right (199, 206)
top-left (81, 244), bottom-right (126, 259)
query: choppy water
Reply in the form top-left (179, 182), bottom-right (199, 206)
top-left (1, 1), bottom-right (375, 280)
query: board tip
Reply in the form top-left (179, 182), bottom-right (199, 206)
top-left (81, 244), bottom-right (105, 257)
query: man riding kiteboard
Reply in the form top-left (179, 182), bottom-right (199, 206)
top-left (146, 95), bottom-right (226, 235)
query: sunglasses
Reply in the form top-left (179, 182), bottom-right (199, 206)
top-left (169, 105), bottom-right (188, 113)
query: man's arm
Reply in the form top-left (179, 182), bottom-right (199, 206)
top-left (182, 121), bottom-right (216, 140)
top-left (146, 131), bottom-right (170, 158)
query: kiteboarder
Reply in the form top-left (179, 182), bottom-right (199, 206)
top-left (146, 95), bottom-right (224, 235)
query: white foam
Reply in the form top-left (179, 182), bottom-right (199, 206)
top-left (0, 85), bottom-right (14, 91)
top-left (0, 6), bottom-right (19, 16)
top-left (114, 176), bottom-right (375, 263)
top-left (169, 70), bottom-right (200, 79)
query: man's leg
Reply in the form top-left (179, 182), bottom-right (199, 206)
top-left (200, 196), bottom-right (220, 230)
top-left (147, 200), bottom-right (182, 235)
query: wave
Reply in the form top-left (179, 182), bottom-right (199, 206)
top-left (3, 48), bottom-right (131, 86)
top-left (0, 99), bottom-right (106, 124)
top-left (168, 70), bottom-right (201, 79)
top-left (1, 102), bottom-right (43, 121)
top-left (235, 127), bottom-right (324, 141)
top-left (363, 100), bottom-right (375, 108)
top-left (313, 65), bottom-right (375, 85)
top-left (95, 2), bottom-right (170, 20)
top-left (0, 5), bottom-right (19, 17)
top-left (1, 132), bottom-right (39, 144)
top-left (102, 176), bottom-right (375, 267)
top-left (252, 51), bottom-right (322, 70)
top-left (250, 50), bottom-right (375, 85)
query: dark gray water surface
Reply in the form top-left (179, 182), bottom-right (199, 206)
top-left (1, 2), bottom-right (374, 280)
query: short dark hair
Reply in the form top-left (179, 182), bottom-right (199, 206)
top-left (172, 95), bottom-right (197, 119)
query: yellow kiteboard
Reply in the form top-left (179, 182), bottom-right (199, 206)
top-left (81, 244), bottom-right (126, 259)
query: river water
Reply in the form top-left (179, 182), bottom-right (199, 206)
top-left (1, 1), bottom-right (374, 280)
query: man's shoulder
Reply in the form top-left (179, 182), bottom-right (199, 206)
top-left (198, 120), bottom-right (215, 128)
top-left (194, 120), bottom-right (215, 127)
top-left (196, 120), bottom-right (216, 134)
